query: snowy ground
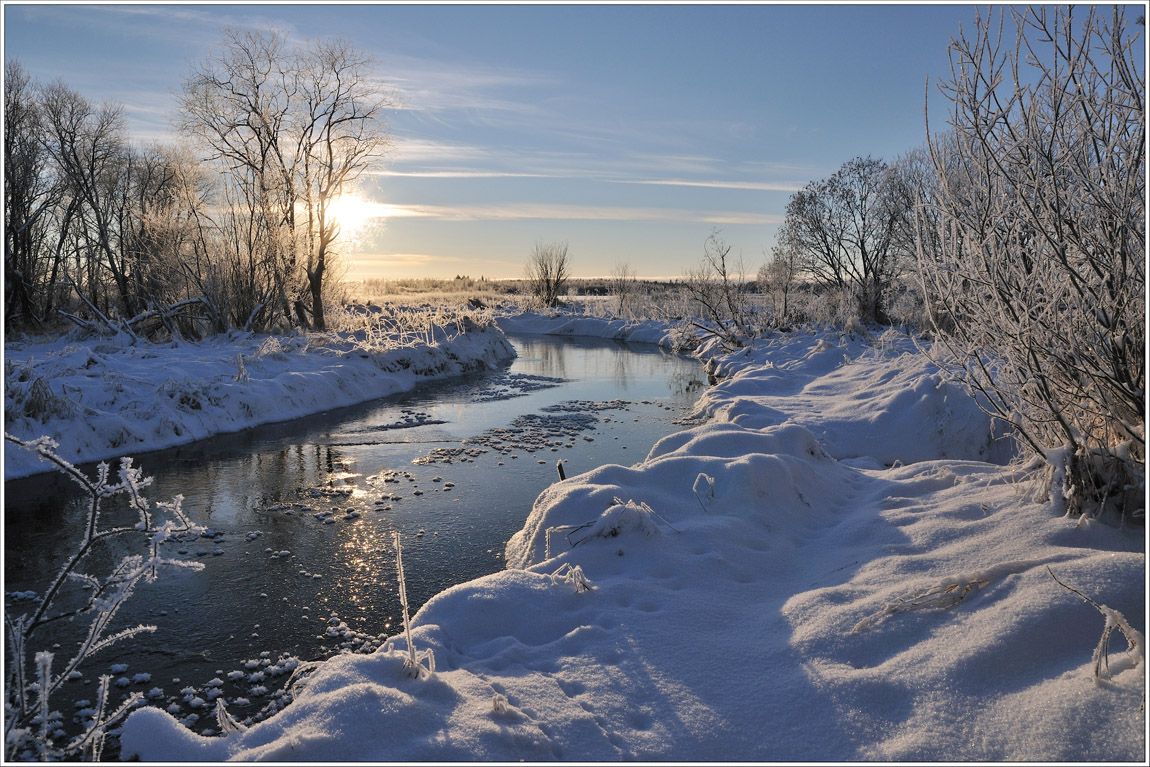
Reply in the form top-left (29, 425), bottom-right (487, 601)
top-left (3, 321), bottom-right (514, 480)
top-left (111, 324), bottom-right (1145, 761)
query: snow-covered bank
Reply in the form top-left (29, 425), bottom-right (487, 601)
top-left (4, 323), bottom-right (514, 479)
top-left (496, 311), bottom-right (680, 348)
top-left (120, 329), bottom-right (1145, 761)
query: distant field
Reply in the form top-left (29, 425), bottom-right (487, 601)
top-left (340, 277), bottom-right (697, 318)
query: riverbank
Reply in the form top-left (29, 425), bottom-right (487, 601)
top-left (119, 328), bottom-right (1145, 761)
top-left (3, 320), bottom-right (515, 480)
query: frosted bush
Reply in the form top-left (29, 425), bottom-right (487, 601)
top-left (5, 368), bottom-right (76, 423)
top-left (800, 287), bottom-right (866, 333)
top-left (566, 500), bottom-right (664, 548)
top-left (917, 6), bottom-right (1144, 520)
top-left (3, 435), bottom-right (205, 761)
top-left (255, 336), bottom-right (289, 361)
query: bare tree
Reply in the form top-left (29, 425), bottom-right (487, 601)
top-left (525, 240), bottom-right (570, 308)
top-left (296, 38), bottom-right (392, 330)
top-left (4, 60), bottom-right (62, 329)
top-left (683, 229), bottom-right (753, 349)
top-left (40, 81), bottom-right (137, 319)
top-left (777, 156), bottom-right (905, 324)
top-left (178, 28), bottom-right (391, 331)
top-left (758, 242), bottom-right (802, 327)
top-left (918, 5), bottom-right (1144, 520)
top-left (177, 28), bottom-right (300, 330)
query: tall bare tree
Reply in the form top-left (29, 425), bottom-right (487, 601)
top-left (177, 28), bottom-right (299, 330)
top-left (39, 81), bottom-right (136, 318)
top-left (4, 60), bottom-right (60, 328)
top-left (296, 38), bottom-right (392, 330)
top-left (178, 28), bottom-right (391, 331)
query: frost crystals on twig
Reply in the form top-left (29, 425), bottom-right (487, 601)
top-left (392, 530), bottom-right (435, 679)
top-left (3, 433), bottom-right (204, 761)
top-left (550, 563), bottom-right (593, 593)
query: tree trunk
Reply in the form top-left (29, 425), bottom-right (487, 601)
top-left (308, 249), bottom-right (326, 331)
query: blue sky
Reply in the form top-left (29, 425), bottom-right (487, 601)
top-left (1, 2), bottom-right (1053, 280)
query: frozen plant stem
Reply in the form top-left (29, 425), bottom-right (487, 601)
top-left (393, 530), bottom-right (415, 671)
top-left (393, 530), bottom-right (433, 678)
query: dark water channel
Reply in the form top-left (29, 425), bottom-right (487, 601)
top-left (4, 334), bottom-right (705, 738)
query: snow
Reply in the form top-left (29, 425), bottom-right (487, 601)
top-left (111, 322), bottom-right (1144, 762)
top-left (4, 323), bottom-right (514, 479)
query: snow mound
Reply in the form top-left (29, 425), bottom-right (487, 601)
top-left (693, 330), bottom-right (1008, 466)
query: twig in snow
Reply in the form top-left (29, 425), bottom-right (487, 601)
top-left (1047, 566), bottom-right (1145, 683)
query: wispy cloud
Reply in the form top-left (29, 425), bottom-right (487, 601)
top-left (621, 179), bottom-right (805, 192)
top-left (373, 170), bottom-right (550, 180)
top-left (356, 201), bottom-right (782, 226)
top-left (380, 53), bottom-right (560, 116)
top-left (381, 136), bottom-right (806, 192)
top-left (82, 4), bottom-right (302, 46)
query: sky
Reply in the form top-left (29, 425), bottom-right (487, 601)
top-left (5, 1), bottom-right (1132, 281)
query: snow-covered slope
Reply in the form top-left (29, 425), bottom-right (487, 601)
top-left (119, 329), bottom-right (1145, 761)
top-left (4, 324), bottom-right (514, 479)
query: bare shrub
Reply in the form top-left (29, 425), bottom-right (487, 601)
top-left (758, 243), bottom-right (802, 328)
top-left (683, 229), bottom-right (755, 349)
top-left (917, 5), bottom-right (1145, 521)
top-left (608, 260), bottom-right (638, 319)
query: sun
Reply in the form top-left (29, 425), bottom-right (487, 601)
top-left (327, 193), bottom-right (384, 235)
